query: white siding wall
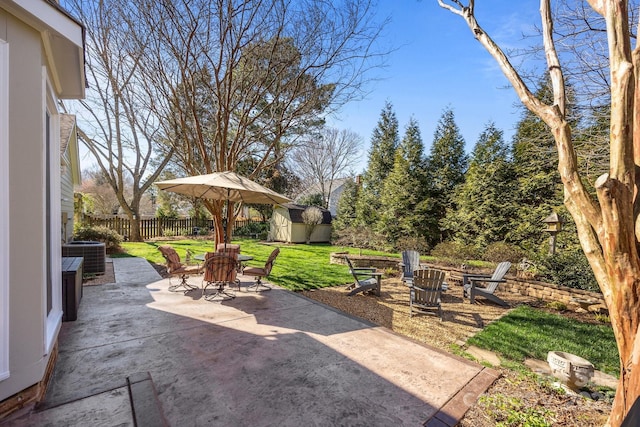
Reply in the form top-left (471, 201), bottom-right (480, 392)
top-left (60, 152), bottom-right (74, 243)
top-left (0, 11), bottom-right (60, 402)
top-left (0, 36), bottom-right (10, 383)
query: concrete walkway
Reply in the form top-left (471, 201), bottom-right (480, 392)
top-left (4, 257), bottom-right (498, 426)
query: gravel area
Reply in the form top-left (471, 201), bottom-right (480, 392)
top-left (82, 258), bottom-right (115, 286)
top-left (302, 275), bottom-right (537, 349)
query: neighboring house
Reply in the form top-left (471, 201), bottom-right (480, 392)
top-left (60, 114), bottom-right (81, 243)
top-left (270, 203), bottom-right (332, 243)
top-left (295, 177), bottom-right (351, 217)
top-left (0, 0), bottom-right (85, 416)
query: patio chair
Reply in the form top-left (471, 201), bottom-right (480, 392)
top-left (202, 252), bottom-right (239, 301)
top-left (217, 243), bottom-right (240, 255)
top-left (244, 248), bottom-right (280, 292)
top-left (399, 250), bottom-right (422, 287)
top-left (463, 261), bottom-right (511, 306)
top-left (158, 245), bottom-right (202, 293)
top-left (410, 268), bottom-right (446, 320)
top-left (216, 243), bottom-right (242, 271)
top-left (344, 256), bottom-right (382, 296)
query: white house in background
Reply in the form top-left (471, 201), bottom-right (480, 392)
top-left (0, 0), bottom-right (85, 417)
top-left (295, 177), bottom-right (351, 217)
top-left (60, 114), bottom-right (81, 243)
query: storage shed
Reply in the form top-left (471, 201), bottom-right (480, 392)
top-left (270, 203), bottom-right (332, 243)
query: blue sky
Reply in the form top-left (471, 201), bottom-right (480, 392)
top-left (328, 1), bottom-right (542, 171)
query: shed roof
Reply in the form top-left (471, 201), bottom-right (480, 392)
top-left (279, 203), bottom-right (332, 224)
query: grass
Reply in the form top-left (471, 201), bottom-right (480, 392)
top-left (117, 238), bottom-right (393, 291)
top-left (467, 305), bottom-right (619, 377)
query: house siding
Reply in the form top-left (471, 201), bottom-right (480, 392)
top-left (1, 9), bottom-right (57, 402)
top-left (60, 151), bottom-right (74, 243)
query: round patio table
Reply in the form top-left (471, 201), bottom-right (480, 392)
top-left (194, 253), bottom-right (253, 272)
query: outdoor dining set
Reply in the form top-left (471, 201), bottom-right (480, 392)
top-left (158, 243), bottom-right (280, 302)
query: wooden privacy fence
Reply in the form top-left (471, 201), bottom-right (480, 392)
top-left (82, 215), bottom-right (260, 240)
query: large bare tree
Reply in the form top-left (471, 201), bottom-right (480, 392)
top-left (437, 1), bottom-right (639, 424)
top-left (79, 167), bottom-right (128, 216)
top-left (289, 127), bottom-right (363, 209)
top-left (64, 0), bottom-right (176, 241)
top-left (125, 0), bottom-right (386, 245)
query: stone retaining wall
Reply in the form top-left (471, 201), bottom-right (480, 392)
top-left (331, 252), bottom-right (402, 270)
top-left (331, 252), bottom-right (606, 312)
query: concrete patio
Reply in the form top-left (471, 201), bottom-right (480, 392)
top-left (2, 257), bottom-right (498, 426)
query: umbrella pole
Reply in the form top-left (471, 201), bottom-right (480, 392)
top-left (224, 189), bottom-right (230, 250)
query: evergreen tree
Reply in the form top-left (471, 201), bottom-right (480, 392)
top-left (354, 101), bottom-right (399, 226)
top-left (508, 76), bottom-right (564, 251)
top-left (333, 178), bottom-right (359, 230)
top-left (377, 118), bottom-right (430, 247)
top-left (444, 122), bottom-right (515, 248)
top-left (425, 107), bottom-right (468, 245)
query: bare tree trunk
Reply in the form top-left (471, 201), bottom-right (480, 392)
top-left (438, 1), bottom-right (640, 424)
top-left (68, 1), bottom-right (175, 238)
top-left (128, 215), bottom-right (142, 242)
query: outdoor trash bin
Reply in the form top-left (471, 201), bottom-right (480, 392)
top-left (62, 256), bottom-right (83, 321)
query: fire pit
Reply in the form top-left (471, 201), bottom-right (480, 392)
top-left (547, 351), bottom-right (594, 390)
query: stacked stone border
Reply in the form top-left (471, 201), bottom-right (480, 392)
top-left (331, 253), bottom-right (606, 312)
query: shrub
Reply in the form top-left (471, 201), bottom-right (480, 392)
top-left (331, 226), bottom-right (389, 252)
top-left (546, 301), bottom-right (567, 311)
top-left (483, 242), bottom-right (525, 264)
top-left (302, 206), bottom-right (324, 243)
top-left (430, 241), bottom-right (480, 264)
top-left (73, 225), bottom-right (123, 250)
top-left (162, 229), bottom-right (177, 237)
top-left (394, 236), bottom-right (430, 253)
top-left (235, 221), bottom-right (269, 237)
top-left (534, 249), bottom-right (600, 292)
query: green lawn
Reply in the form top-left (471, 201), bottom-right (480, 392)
top-left (117, 238), bottom-right (393, 291)
top-left (467, 305), bottom-right (619, 377)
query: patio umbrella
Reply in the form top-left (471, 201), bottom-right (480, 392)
top-left (155, 171), bottom-right (291, 243)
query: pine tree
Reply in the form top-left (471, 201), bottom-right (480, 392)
top-left (425, 107), bottom-right (468, 245)
top-left (444, 122), bottom-right (515, 248)
top-left (508, 76), bottom-right (564, 251)
top-left (354, 101), bottom-right (399, 226)
top-left (333, 178), bottom-right (358, 230)
top-left (377, 118), bottom-right (430, 247)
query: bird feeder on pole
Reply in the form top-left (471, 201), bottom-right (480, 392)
top-left (543, 212), bottom-right (564, 255)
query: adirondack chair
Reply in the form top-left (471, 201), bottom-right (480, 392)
top-left (410, 269), bottom-right (446, 320)
top-left (344, 256), bottom-right (382, 296)
top-left (463, 261), bottom-right (511, 306)
top-left (399, 250), bottom-right (422, 287)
